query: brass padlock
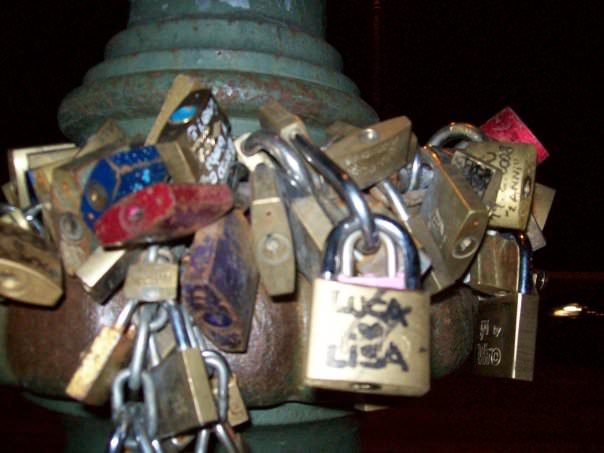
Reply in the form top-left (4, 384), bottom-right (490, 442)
top-left (51, 141), bottom-right (127, 274)
top-left (7, 143), bottom-right (78, 209)
top-left (473, 233), bottom-right (539, 381)
top-left (532, 183), bottom-right (555, 230)
top-left (419, 147), bottom-right (489, 291)
top-left (465, 229), bottom-right (519, 295)
top-left (180, 209), bottom-right (258, 352)
top-left (150, 301), bottom-right (218, 439)
top-left (250, 163), bottom-right (295, 296)
top-left (258, 100), bottom-right (311, 149)
top-left (123, 247), bottom-right (179, 302)
top-left (322, 117), bottom-right (413, 189)
top-left (76, 246), bottom-right (138, 303)
top-left (463, 141), bottom-right (537, 230)
top-left (152, 81), bottom-right (236, 185)
top-left (65, 299), bottom-right (138, 405)
top-left (306, 216), bottom-right (430, 396)
top-left (0, 223), bottom-right (63, 306)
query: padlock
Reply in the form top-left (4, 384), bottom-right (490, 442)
top-left (80, 145), bottom-right (170, 230)
top-left (0, 223), bottom-right (62, 306)
top-left (51, 142), bottom-right (126, 274)
top-left (473, 233), bottom-right (539, 381)
top-left (77, 118), bottom-right (130, 158)
top-left (75, 247), bottom-right (138, 303)
top-left (532, 183), bottom-right (555, 230)
top-left (180, 209), bottom-right (258, 353)
top-left (154, 141), bottom-right (199, 183)
top-left (374, 181), bottom-right (454, 294)
top-left (233, 133), bottom-right (274, 172)
top-left (250, 163), bottom-right (295, 296)
top-left (305, 215), bottom-right (430, 396)
top-left (28, 157), bottom-right (76, 243)
top-left (150, 301), bottom-right (218, 439)
top-left (65, 299), bottom-right (138, 405)
top-left (242, 129), bottom-right (334, 280)
top-left (465, 229), bottom-right (519, 295)
top-left (322, 117), bottom-right (413, 189)
top-left (526, 214), bottom-right (547, 251)
top-left (258, 100), bottom-right (312, 149)
top-left (152, 83), bottom-right (237, 185)
top-left (462, 141), bottom-right (537, 230)
top-left (419, 146), bottom-right (489, 288)
top-left (480, 106), bottom-right (550, 164)
top-left (7, 143), bottom-right (78, 209)
top-left (94, 182), bottom-right (233, 247)
top-left (146, 74), bottom-right (206, 145)
top-left (123, 248), bottom-right (179, 302)
top-left (450, 148), bottom-right (503, 212)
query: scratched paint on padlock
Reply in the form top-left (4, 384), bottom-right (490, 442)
top-left (158, 90), bottom-right (236, 185)
top-left (180, 210), bottom-right (258, 352)
top-left (80, 145), bottom-right (168, 229)
top-left (306, 279), bottom-right (430, 395)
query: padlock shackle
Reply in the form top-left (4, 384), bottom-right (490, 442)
top-left (166, 301), bottom-right (191, 350)
top-left (292, 133), bottom-right (379, 253)
top-left (517, 233), bottom-right (532, 294)
top-left (243, 130), bottom-right (315, 197)
top-left (427, 122), bottom-right (487, 148)
top-left (322, 215), bottom-right (420, 289)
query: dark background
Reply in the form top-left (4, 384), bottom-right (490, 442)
top-left (1, 1), bottom-right (603, 452)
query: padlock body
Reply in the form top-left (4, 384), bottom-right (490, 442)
top-left (95, 183), bottom-right (233, 246)
top-left (473, 293), bottom-right (539, 381)
top-left (211, 374), bottom-right (249, 427)
top-left (305, 279), bottom-right (430, 396)
top-left (65, 325), bottom-right (135, 405)
top-left (157, 89), bottom-right (236, 184)
top-left (151, 347), bottom-right (218, 439)
top-left (123, 262), bottom-right (179, 302)
top-left (467, 231), bottom-right (519, 295)
top-left (181, 209), bottom-right (258, 352)
top-left (80, 145), bottom-right (168, 230)
top-left (0, 223), bottom-right (62, 306)
top-left (464, 142), bottom-right (536, 230)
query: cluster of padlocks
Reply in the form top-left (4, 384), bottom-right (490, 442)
top-left (0, 74), bottom-right (554, 452)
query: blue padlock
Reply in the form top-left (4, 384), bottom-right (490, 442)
top-left (80, 145), bottom-right (169, 230)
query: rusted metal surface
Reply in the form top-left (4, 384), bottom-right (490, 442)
top-left (59, 71), bottom-right (377, 143)
top-left (430, 285), bottom-right (476, 379)
top-left (6, 277), bottom-right (130, 397)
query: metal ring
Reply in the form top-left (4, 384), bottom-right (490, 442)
top-left (194, 428), bottom-right (212, 453)
top-left (129, 305), bottom-right (153, 391)
top-left (213, 423), bottom-right (241, 453)
top-left (148, 304), bottom-right (169, 332)
top-left (201, 350), bottom-right (230, 421)
top-left (291, 134), bottom-right (379, 253)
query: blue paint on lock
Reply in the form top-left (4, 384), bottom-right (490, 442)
top-left (169, 105), bottom-right (197, 124)
top-left (80, 145), bottom-right (168, 230)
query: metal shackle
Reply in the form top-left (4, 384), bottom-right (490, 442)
top-left (321, 215), bottom-right (420, 290)
top-left (291, 133), bottom-right (379, 253)
top-left (341, 229), bottom-right (397, 278)
top-left (516, 233), bottom-right (532, 295)
top-left (427, 122), bottom-right (487, 148)
top-left (242, 129), bottom-right (315, 196)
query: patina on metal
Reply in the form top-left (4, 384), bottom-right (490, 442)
top-left (58, 0), bottom-right (377, 142)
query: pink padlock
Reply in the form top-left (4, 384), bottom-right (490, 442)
top-left (480, 106), bottom-right (550, 164)
top-left (336, 229), bottom-right (407, 290)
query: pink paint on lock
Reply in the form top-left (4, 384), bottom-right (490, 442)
top-left (480, 106), bottom-right (550, 164)
top-left (337, 273), bottom-right (407, 290)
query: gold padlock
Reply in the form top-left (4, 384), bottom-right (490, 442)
top-left (306, 217), bottom-right (430, 396)
top-left (65, 299), bottom-right (137, 405)
top-left (0, 223), bottom-right (62, 306)
top-left (463, 142), bottom-right (537, 230)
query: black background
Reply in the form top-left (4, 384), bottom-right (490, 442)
top-left (1, 1), bottom-right (603, 452)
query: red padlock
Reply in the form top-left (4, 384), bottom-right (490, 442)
top-left (95, 183), bottom-right (233, 246)
top-left (480, 106), bottom-right (550, 164)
